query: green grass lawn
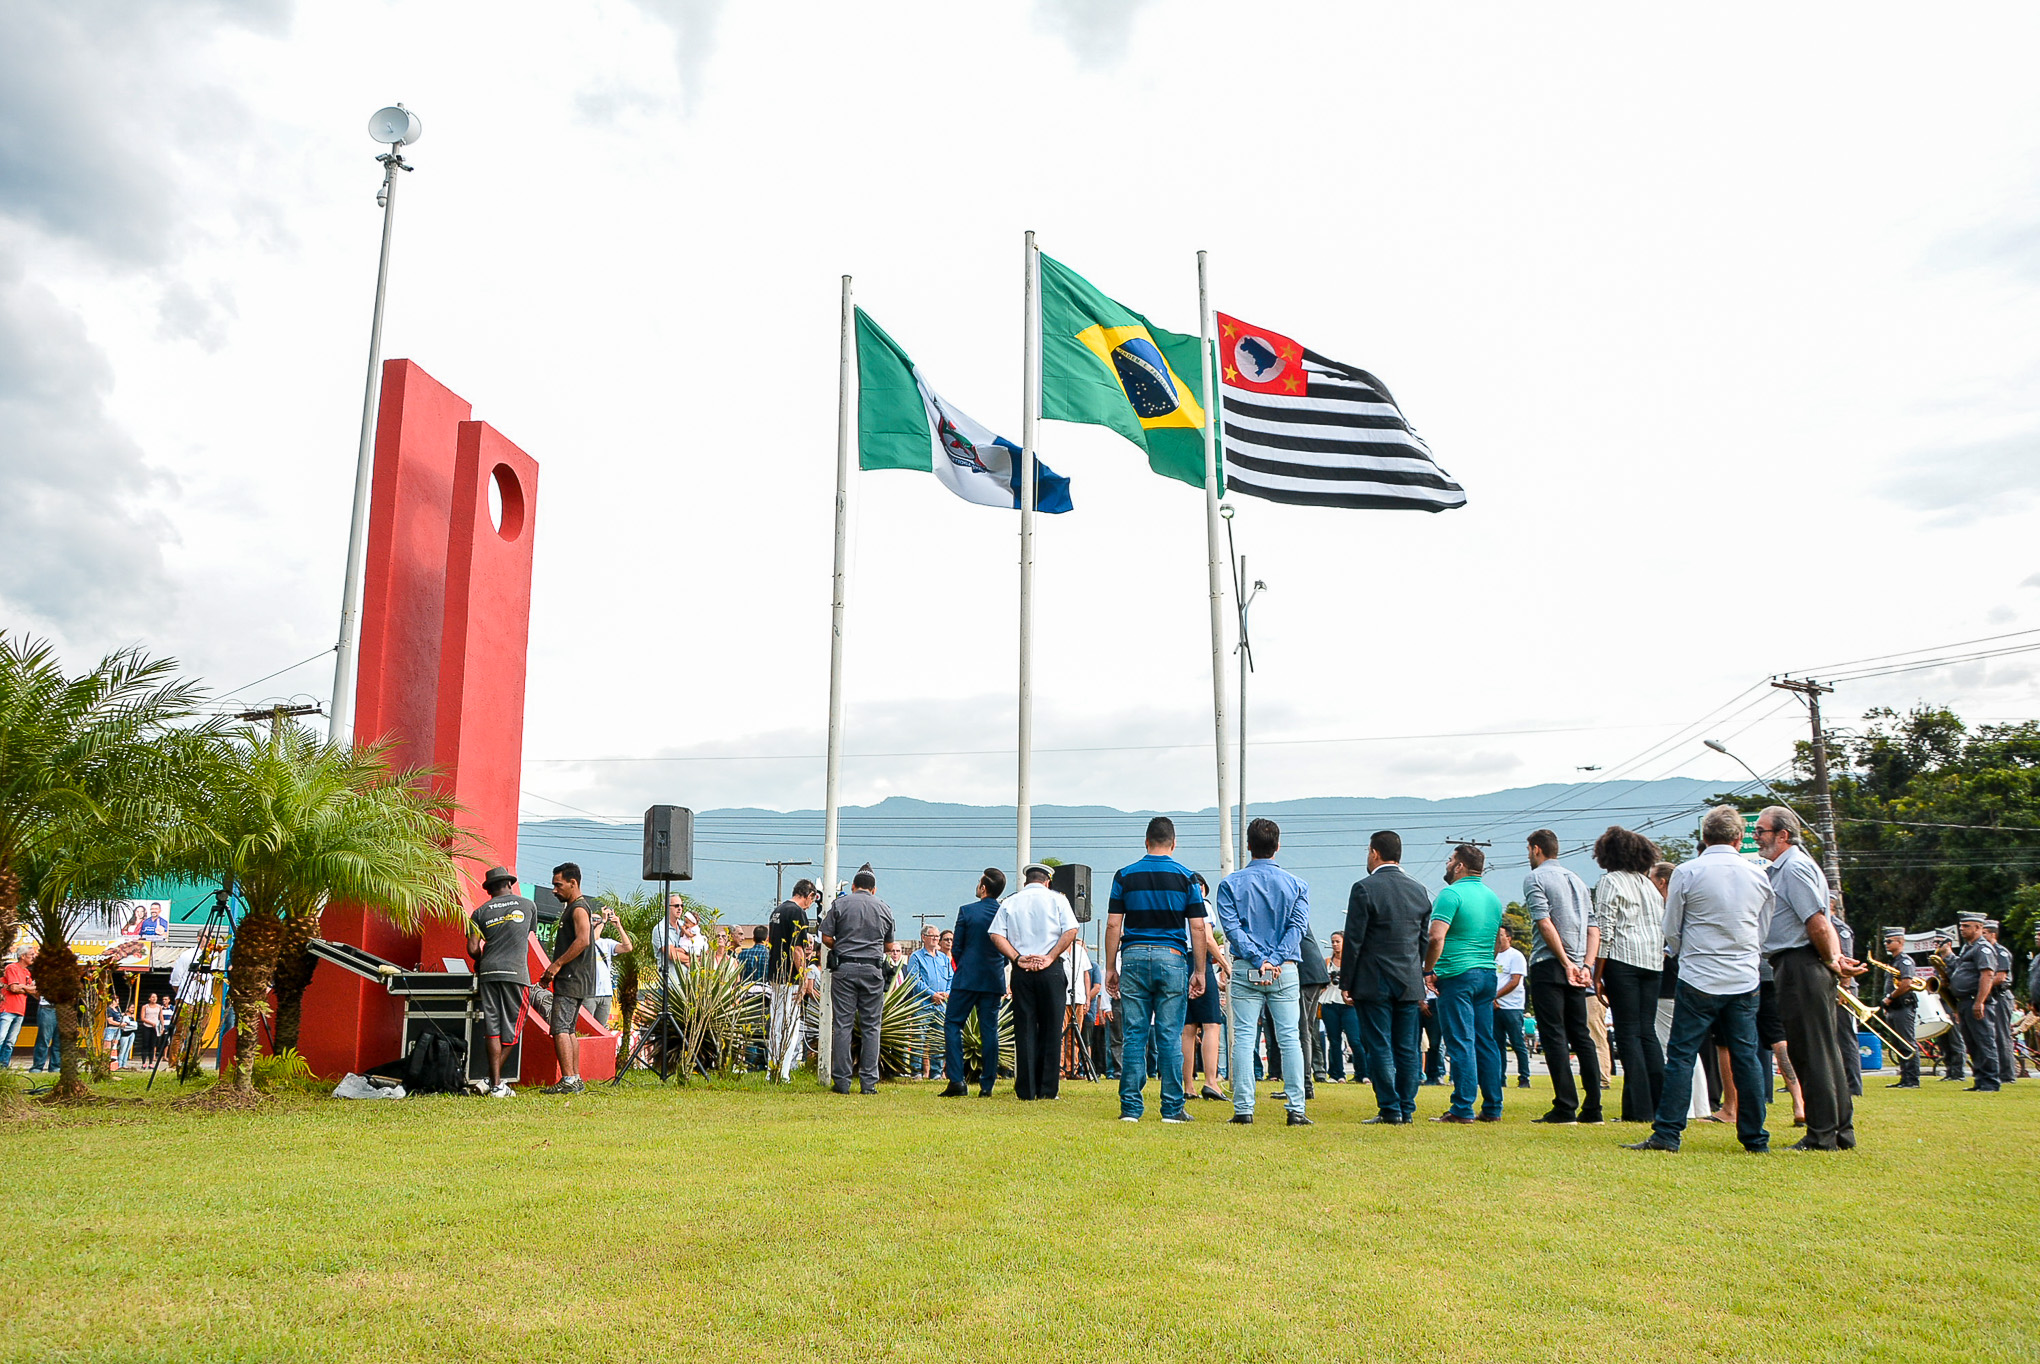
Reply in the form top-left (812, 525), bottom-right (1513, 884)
top-left (7, 1068), bottom-right (2035, 1363)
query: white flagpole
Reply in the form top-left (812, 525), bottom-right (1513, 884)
top-left (1198, 250), bottom-right (1236, 875)
top-left (1017, 232), bottom-right (1040, 872)
top-left (820, 273), bottom-right (853, 1077)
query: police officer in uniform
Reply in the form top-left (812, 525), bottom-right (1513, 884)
top-left (1830, 897), bottom-right (1863, 1098)
top-left (821, 866), bottom-right (894, 1094)
top-left (1984, 920), bottom-right (2017, 1084)
top-left (1932, 932), bottom-right (1965, 1081)
top-left (1878, 927), bottom-right (1919, 1089)
top-left (1948, 912), bottom-right (2000, 1092)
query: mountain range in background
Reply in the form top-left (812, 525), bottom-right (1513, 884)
top-left (516, 776), bottom-right (1745, 942)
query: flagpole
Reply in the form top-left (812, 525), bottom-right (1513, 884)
top-left (1017, 231), bottom-right (1040, 872)
top-left (1198, 250), bottom-right (1236, 875)
top-left (821, 272), bottom-right (853, 1077)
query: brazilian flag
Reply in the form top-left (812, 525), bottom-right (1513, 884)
top-left (1039, 254), bottom-right (1211, 489)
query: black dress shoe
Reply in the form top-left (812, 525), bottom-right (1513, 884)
top-left (1516, 1079), bottom-right (1532, 1088)
top-left (1623, 1137), bottom-right (1678, 1152)
top-left (1228, 1113), bottom-right (1253, 1124)
top-left (832, 1082), bottom-right (852, 1094)
top-left (1785, 1138), bottom-right (1835, 1151)
top-left (1531, 1114), bottom-right (1577, 1125)
top-left (1287, 1112), bottom-right (1313, 1127)
top-left (1475, 1113), bottom-right (1501, 1123)
top-left (1362, 1115), bottom-right (1401, 1125)
top-left (939, 1082), bottom-right (969, 1098)
top-left (1577, 1115), bottom-right (1605, 1125)
top-left (1885, 1081), bottom-right (1918, 1089)
top-left (1965, 1084), bottom-right (2000, 1092)
top-left (860, 1084), bottom-right (878, 1095)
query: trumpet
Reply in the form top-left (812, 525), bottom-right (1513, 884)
top-left (1839, 985), bottom-right (1916, 1061)
top-left (1865, 959), bottom-right (1918, 986)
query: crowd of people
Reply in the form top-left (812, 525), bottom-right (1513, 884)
top-left (804, 806), bottom-right (2024, 1151)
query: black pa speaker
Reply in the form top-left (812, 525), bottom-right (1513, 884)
top-left (1050, 864), bottom-right (1092, 923)
top-left (643, 805), bottom-right (694, 881)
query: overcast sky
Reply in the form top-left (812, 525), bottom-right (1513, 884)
top-left (5, 1), bottom-right (2038, 828)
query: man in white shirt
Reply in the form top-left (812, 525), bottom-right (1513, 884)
top-left (989, 863), bottom-right (1080, 1101)
top-left (1061, 935), bottom-right (1096, 1079)
top-left (1628, 807), bottom-right (1776, 1155)
top-left (1493, 926), bottom-right (1531, 1089)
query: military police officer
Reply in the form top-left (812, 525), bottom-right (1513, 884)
top-left (1879, 927), bottom-right (1919, 1089)
top-left (1984, 920), bottom-right (2017, 1084)
top-left (1932, 932), bottom-right (1966, 1082)
top-left (821, 866), bottom-right (894, 1094)
top-left (1948, 912), bottom-right (2000, 1092)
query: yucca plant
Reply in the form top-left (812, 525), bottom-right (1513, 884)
top-left (169, 722), bottom-right (472, 1096)
top-left (658, 952), bottom-right (763, 1082)
top-left (802, 977), bottom-right (952, 1079)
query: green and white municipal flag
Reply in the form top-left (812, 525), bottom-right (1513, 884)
top-left (856, 308), bottom-right (1072, 512)
top-left (1039, 254), bottom-right (1210, 489)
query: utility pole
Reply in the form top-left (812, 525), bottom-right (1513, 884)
top-left (762, 859), bottom-right (812, 905)
top-left (1771, 677), bottom-right (1843, 901)
top-left (234, 704), bottom-right (324, 744)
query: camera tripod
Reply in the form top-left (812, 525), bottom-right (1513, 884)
top-left (148, 886), bottom-right (234, 1091)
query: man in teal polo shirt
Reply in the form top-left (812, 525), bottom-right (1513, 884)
top-left (1425, 843), bottom-right (1506, 1124)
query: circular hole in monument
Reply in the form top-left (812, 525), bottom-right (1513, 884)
top-left (490, 464), bottom-right (524, 541)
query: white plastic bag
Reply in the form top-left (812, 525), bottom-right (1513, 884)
top-left (332, 1072), bottom-right (406, 1100)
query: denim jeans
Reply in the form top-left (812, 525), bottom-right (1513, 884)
top-left (1229, 962), bottom-right (1305, 1117)
top-left (0, 1011), bottom-right (21, 1068)
top-left (1117, 945), bottom-right (1190, 1119)
top-left (1435, 968), bottom-right (1503, 1119)
top-left (1321, 1000), bottom-right (1364, 1080)
top-left (1654, 982), bottom-right (1769, 1151)
top-left (31, 1003), bottom-right (60, 1072)
top-left (1355, 997), bottom-right (1422, 1120)
top-left (1494, 1008), bottom-right (1530, 1082)
top-left (944, 988), bottom-right (1003, 1095)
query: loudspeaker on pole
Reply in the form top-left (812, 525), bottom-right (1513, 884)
top-left (1050, 863), bottom-right (1092, 923)
top-left (643, 805), bottom-right (694, 881)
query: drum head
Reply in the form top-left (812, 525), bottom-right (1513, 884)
top-left (1914, 990), bottom-right (1950, 1040)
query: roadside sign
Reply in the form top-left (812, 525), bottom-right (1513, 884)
top-left (1740, 813), bottom-right (1760, 855)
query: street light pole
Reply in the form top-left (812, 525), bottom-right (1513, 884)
top-left (329, 106), bottom-right (421, 746)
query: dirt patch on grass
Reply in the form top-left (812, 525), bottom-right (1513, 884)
top-left (171, 1084), bottom-right (272, 1113)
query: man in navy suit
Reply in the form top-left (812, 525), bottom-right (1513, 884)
top-left (942, 867), bottom-right (1008, 1097)
top-left (1340, 830), bottom-right (1434, 1124)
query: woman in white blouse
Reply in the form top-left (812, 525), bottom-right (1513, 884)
top-left (1590, 827), bottom-right (1667, 1123)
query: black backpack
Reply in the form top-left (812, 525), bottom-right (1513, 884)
top-left (402, 1030), bottom-right (468, 1095)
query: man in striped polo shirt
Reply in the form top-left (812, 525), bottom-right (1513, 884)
top-left (1105, 816), bottom-right (1209, 1123)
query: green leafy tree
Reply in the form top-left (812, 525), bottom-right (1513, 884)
top-left (172, 723), bottom-right (472, 1096)
top-left (0, 636), bottom-right (219, 1101)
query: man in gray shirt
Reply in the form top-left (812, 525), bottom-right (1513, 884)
top-left (1628, 806), bottom-right (1775, 1155)
top-left (466, 865), bottom-right (532, 1098)
top-left (1947, 913), bottom-right (1999, 1091)
top-left (1523, 829), bottom-right (1603, 1124)
top-left (1756, 806), bottom-right (1866, 1151)
top-left (1984, 921), bottom-right (2016, 1085)
top-left (820, 867), bottom-right (894, 1094)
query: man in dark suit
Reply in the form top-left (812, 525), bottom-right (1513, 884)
top-left (1340, 830), bottom-right (1432, 1124)
top-left (941, 867), bottom-right (1008, 1097)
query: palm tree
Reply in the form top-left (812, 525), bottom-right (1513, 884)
top-left (0, 635), bottom-right (216, 1101)
top-left (177, 723), bottom-right (471, 1095)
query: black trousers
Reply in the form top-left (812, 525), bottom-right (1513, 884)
top-left (1529, 958), bottom-right (1603, 1119)
top-left (1884, 1004), bottom-right (1919, 1084)
top-left (1836, 1001), bottom-right (1864, 1096)
top-left (1603, 960), bottom-right (1665, 1122)
top-left (1774, 946), bottom-right (1855, 1148)
top-left (1009, 961), bottom-right (1066, 1100)
top-left (1420, 1003), bottom-right (1443, 1080)
top-left (1955, 994), bottom-right (1999, 1090)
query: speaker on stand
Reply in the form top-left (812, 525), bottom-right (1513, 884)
top-left (616, 805), bottom-right (695, 1086)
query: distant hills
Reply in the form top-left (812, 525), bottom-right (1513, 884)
top-left (517, 776), bottom-right (1736, 941)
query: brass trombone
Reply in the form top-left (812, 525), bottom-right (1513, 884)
top-left (1838, 984), bottom-right (1916, 1061)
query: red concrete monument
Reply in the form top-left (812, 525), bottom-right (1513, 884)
top-left (297, 359), bottom-right (616, 1083)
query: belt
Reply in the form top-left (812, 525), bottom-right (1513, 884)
top-left (1768, 944), bottom-right (1820, 966)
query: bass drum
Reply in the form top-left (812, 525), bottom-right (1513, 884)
top-left (1913, 989), bottom-right (1951, 1041)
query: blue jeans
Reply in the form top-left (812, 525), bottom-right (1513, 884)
top-left (1229, 962), bottom-right (1305, 1117)
top-left (944, 988), bottom-right (1001, 1095)
top-left (1436, 968), bottom-right (1504, 1119)
top-left (1494, 1008), bottom-right (1530, 1082)
top-left (1322, 1000), bottom-right (1364, 1080)
top-left (1117, 945), bottom-right (1190, 1119)
top-left (1654, 982), bottom-right (1769, 1151)
top-left (31, 1003), bottom-right (60, 1072)
top-left (1356, 997), bottom-right (1423, 1120)
top-left (0, 1011), bottom-right (21, 1067)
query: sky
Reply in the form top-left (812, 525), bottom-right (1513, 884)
top-left (5, 1), bottom-right (2039, 834)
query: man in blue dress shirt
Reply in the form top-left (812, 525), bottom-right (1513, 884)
top-left (1217, 817), bottom-right (1313, 1126)
top-left (902, 925), bottom-right (954, 1080)
top-left (941, 868), bottom-right (1007, 1097)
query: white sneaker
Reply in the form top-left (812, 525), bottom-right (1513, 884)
top-left (489, 1083), bottom-right (514, 1098)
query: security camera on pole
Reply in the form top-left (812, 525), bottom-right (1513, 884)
top-left (328, 104), bottom-right (423, 746)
